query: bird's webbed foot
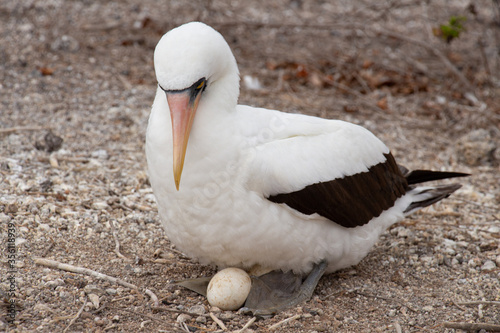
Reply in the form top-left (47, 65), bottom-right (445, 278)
top-left (239, 260), bottom-right (328, 317)
top-left (173, 276), bottom-right (212, 297)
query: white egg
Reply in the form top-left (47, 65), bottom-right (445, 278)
top-left (206, 268), bottom-right (252, 310)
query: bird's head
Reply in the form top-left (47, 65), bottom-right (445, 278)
top-left (153, 22), bottom-right (239, 190)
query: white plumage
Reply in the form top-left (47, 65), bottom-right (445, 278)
top-left (146, 22), bottom-right (465, 277)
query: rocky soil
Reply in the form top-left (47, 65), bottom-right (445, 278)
top-left (1, 0), bottom-right (499, 332)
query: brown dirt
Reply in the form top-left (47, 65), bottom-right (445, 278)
top-left (1, 0), bottom-right (499, 332)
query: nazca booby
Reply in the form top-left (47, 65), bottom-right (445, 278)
top-left (146, 22), bottom-right (468, 315)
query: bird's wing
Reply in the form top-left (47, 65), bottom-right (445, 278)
top-left (241, 109), bottom-right (408, 228)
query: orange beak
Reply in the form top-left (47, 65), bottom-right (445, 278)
top-left (164, 79), bottom-right (205, 190)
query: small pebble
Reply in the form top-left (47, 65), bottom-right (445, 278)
top-left (5, 203), bottom-right (18, 214)
top-left (49, 154), bottom-right (59, 167)
top-left (243, 75), bottom-right (262, 90)
top-left (481, 260), bottom-right (496, 272)
top-left (16, 238), bottom-right (27, 246)
top-left (95, 319), bottom-right (107, 326)
top-left (105, 288), bottom-right (117, 295)
top-left (33, 303), bottom-right (52, 314)
top-left (488, 226), bottom-right (500, 234)
top-left (91, 201), bottom-right (109, 210)
top-left (444, 247), bottom-right (456, 256)
top-left (80, 311), bottom-right (92, 320)
top-left (91, 149), bottom-right (109, 159)
top-left (422, 305), bottom-right (433, 312)
top-left (84, 284), bottom-right (101, 294)
top-left (38, 223), bottom-right (51, 232)
top-left (51, 34), bottom-right (80, 52)
top-left (88, 293), bottom-right (100, 309)
top-left (176, 314), bottom-right (192, 323)
top-left (468, 258), bottom-right (481, 268)
top-left (219, 311), bottom-right (236, 320)
top-left (45, 278), bottom-right (64, 289)
top-left (397, 227), bottom-right (413, 238)
top-left (59, 291), bottom-right (72, 300)
top-left (25, 288), bottom-right (35, 296)
top-left (0, 213), bottom-right (11, 223)
top-left (436, 96), bottom-right (446, 104)
top-left (188, 304), bottom-right (206, 315)
top-left (210, 306), bottom-right (222, 313)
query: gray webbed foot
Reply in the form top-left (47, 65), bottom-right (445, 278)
top-left (240, 260), bottom-right (328, 317)
top-left (173, 276), bottom-right (212, 296)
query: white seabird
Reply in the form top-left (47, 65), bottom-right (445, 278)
top-left (146, 22), bottom-right (467, 315)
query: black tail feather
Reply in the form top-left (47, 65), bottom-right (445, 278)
top-left (404, 183), bottom-right (463, 213)
top-left (398, 167), bottom-right (469, 214)
top-left (403, 169), bottom-right (469, 185)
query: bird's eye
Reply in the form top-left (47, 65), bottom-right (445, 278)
top-left (196, 80), bottom-right (205, 90)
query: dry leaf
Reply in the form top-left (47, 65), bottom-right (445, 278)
top-left (376, 97), bottom-right (388, 110)
top-left (362, 59), bottom-right (374, 69)
top-left (39, 67), bottom-right (54, 76)
top-left (343, 105), bottom-right (358, 113)
top-left (295, 65), bottom-right (309, 78)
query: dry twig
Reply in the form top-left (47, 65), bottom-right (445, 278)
top-left (103, 324), bottom-right (117, 331)
top-left (34, 258), bottom-right (137, 288)
top-left (443, 321), bottom-right (500, 331)
top-left (457, 301), bottom-right (500, 307)
top-left (269, 314), bottom-right (302, 330)
top-left (110, 220), bottom-right (133, 262)
top-left (63, 296), bottom-right (86, 333)
top-left (237, 316), bottom-right (257, 332)
top-left (110, 306), bottom-right (182, 332)
top-left (209, 312), bottom-right (227, 331)
top-left (34, 258), bottom-right (159, 306)
top-left (41, 238), bottom-right (56, 257)
top-left (452, 300), bottom-right (467, 311)
top-left (152, 306), bottom-right (210, 318)
top-left (0, 126), bottom-right (47, 134)
top-left (393, 321), bottom-right (402, 333)
top-left (145, 289), bottom-right (160, 307)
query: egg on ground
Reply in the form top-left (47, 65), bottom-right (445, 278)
top-left (206, 268), bottom-right (252, 310)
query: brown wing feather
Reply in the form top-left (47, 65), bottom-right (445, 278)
top-left (267, 153), bottom-right (408, 228)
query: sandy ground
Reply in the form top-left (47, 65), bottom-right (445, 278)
top-left (1, 0), bottom-right (499, 332)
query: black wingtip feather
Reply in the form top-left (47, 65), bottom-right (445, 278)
top-left (404, 170), bottom-right (470, 185)
top-left (404, 183), bottom-right (463, 213)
